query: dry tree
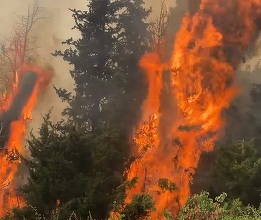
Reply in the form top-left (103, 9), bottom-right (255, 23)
top-left (149, 0), bottom-right (170, 55)
top-left (0, 1), bottom-right (49, 93)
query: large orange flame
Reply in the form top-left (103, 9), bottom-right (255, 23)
top-left (0, 64), bottom-right (53, 216)
top-left (126, 52), bottom-right (163, 203)
top-left (125, 0), bottom-right (261, 218)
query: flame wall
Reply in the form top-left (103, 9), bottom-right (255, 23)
top-left (126, 0), bottom-right (261, 218)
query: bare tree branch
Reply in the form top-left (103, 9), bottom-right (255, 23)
top-left (149, 0), bottom-right (170, 55)
top-left (0, 1), bottom-right (50, 108)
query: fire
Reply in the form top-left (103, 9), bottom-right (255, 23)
top-left (126, 52), bottom-right (162, 203)
top-left (125, 0), bottom-right (261, 218)
top-left (0, 64), bottom-right (53, 216)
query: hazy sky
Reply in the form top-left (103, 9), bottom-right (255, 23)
top-left (0, 0), bottom-right (176, 36)
top-left (0, 0), bottom-right (177, 81)
top-left (0, 0), bottom-right (177, 128)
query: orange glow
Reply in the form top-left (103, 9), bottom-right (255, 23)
top-left (125, 0), bottom-right (261, 219)
top-left (0, 64), bottom-right (53, 216)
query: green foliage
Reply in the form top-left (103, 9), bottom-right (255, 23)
top-left (179, 192), bottom-right (223, 220)
top-left (1, 206), bottom-right (94, 220)
top-left (4, 191), bottom-right (261, 219)
top-left (210, 139), bottom-right (261, 207)
top-left (52, 0), bottom-right (151, 133)
top-left (120, 193), bottom-right (155, 220)
top-left (13, 0), bottom-right (152, 219)
top-left (11, 111), bottom-right (128, 219)
top-left (111, 177), bottom-right (139, 214)
top-left (158, 178), bottom-right (178, 192)
top-left (179, 192), bottom-right (261, 220)
top-left (163, 208), bottom-right (174, 220)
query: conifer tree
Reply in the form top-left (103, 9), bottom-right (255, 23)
top-left (53, 0), bottom-right (151, 133)
top-left (14, 0), bottom-right (152, 218)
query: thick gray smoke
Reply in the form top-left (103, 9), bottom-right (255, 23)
top-left (236, 34), bottom-right (261, 119)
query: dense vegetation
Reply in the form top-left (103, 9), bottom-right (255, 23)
top-left (2, 0), bottom-right (261, 219)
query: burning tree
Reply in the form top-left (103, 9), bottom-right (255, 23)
top-left (11, 0), bottom-right (152, 219)
top-left (123, 0), bottom-right (261, 219)
top-left (0, 0), bottom-right (51, 147)
top-left (0, 2), bottom-right (53, 217)
top-left (2, 0), bottom-right (260, 219)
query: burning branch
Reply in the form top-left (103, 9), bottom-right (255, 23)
top-left (5, 149), bottom-right (21, 163)
top-left (133, 115), bottom-right (159, 154)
